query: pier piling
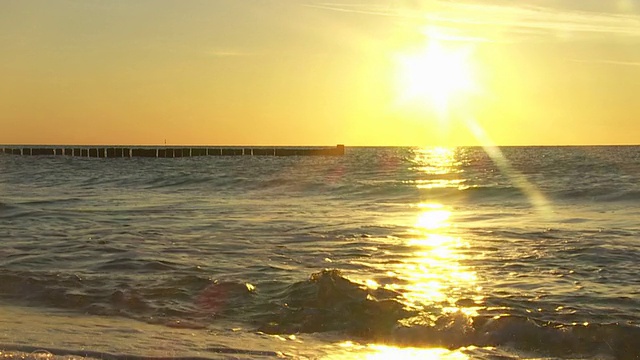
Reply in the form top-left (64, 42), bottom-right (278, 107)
top-left (0, 145), bottom-right (345, 158)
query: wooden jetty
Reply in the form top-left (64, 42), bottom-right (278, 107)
top-left (0, 145), bottom-right (345, 158)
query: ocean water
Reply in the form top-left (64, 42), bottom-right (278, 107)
top-left (1, 146), bottom-right (639, 360)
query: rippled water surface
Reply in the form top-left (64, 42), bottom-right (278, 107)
top-left (1, 147), bottom-right (639, 359)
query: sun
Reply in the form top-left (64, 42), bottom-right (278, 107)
top-left (396, 40), bottom-right (476, 116)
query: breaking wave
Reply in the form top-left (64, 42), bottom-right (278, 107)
top-left (1, 268), bottom-right (638, 358)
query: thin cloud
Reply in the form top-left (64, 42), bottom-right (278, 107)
top-left (208, 49), bottom-right (256, 58)
top-left (447, 2), bottom-right (640, 36)
top-left (306, 1), bottom-right (640, 39)
top-left (569, 58), bottom-right (640, 67)
top-left (303, 3), bottom-right (403, 18)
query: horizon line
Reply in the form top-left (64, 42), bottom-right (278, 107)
top-left (1, 143), bottom-right (639, 148)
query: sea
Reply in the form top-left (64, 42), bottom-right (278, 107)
top-left (1, 146), bottom-right (639, 360)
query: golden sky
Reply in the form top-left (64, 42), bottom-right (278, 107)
top-left (1, 0), bottom-right (639, 146)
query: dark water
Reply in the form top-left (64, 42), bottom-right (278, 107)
top-left (1, 147), bottom-right (639, 359)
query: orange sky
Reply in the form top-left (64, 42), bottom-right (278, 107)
top-left (1, 0), bottom-right (639, 146)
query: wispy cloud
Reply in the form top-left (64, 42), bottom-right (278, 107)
top-left (304, 3), bottom-right (402, 18)
top-left (569, 58), bottom-right (640, 67)
top-left (451, 2), bottom-right (640, 36)
top-left (208, 49), bottom-right (256, 58)
top-left (306, 1), bottom-right (640, 39)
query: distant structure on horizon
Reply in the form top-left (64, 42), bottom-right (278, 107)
top-left (0, 144), bottom-right (345, 158)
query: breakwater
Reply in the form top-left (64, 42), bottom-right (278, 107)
top-left (0, 145), bottom-right (345, 157)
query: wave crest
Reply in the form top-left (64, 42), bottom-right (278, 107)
top-left (258, 269), bottom-right (411, 336)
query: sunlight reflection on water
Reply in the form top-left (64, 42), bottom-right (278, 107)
top-left (323, 342), bottom-right (470, 359)
top-left (341, 148), bottom-right (483, 357)
top-left (400, 148), bottom-right (479, 313)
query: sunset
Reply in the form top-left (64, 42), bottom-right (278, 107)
top-left (395, 36), bottom-right (476, 117)
top-left (2, 2), bottom-right (640, 360)
top-left (1, 1), bottom-right (639, 146)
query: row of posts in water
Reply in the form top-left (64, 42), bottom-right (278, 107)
top-left (0, 145), bottom-right (345, 158)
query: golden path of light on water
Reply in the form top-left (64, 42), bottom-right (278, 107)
top-left (336, 148), bottom-right (482, 358)
top-left (409, 148), bottom-right (468, 190)
top-left (398, 148), bottom-right (479, 315)
top-left (323, 342), bottom-right (471, 359)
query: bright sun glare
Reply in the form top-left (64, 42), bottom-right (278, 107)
top-left (397, 40), bottom-right (476, 115)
